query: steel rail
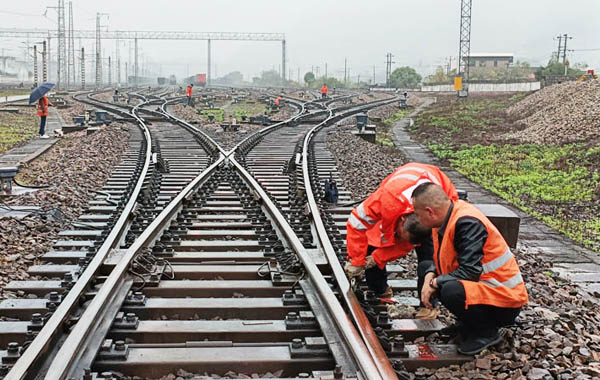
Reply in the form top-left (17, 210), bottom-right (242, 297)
top-left (301, 96), bottom-right (401, 380)
top-left (4, 92), bottom-right (155, 380)
top-left (160, 91), bottom-right (389, 378)
top-left (40, 99), bottom-right (227, 380)
top-left (228, 154), bottom-right (383, 379)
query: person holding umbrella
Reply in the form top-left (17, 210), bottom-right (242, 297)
top-left (29, 82), bottom-right (55, 139)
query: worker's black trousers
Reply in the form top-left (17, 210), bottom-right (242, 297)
top-left (365, 239), bottom-right (434, 296)
top-left (39, 116), bottom-right (47, 136)
top-left (417, 260), bottom-right (521, 334)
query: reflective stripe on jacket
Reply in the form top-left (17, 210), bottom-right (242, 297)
top-left (433, 200), bottom-right (528, 309)
top-left (37, 96), bottom-right (49, 117)
top-left (346, 163), bottom-right (458, 268)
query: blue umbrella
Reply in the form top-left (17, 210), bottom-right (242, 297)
top-left (29, 82), bottom-right (55, 104)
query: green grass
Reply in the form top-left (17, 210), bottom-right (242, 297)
top-left (383, 109), bottom-right (410, 126)
top-left (199, 108), bottom-right (225, 122)
top-left (0, 111), bottom-right (38, 154)
top-left (0, 89), bottom-right (30, 98)
top-left (429, 142), bottom-right (600, 252)
top-left (376, 135), bottom-right (394, 147)
top-left (229, 102), bottom-right (266, 119)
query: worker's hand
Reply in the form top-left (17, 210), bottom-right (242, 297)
top-left (365, 255), bottom-right (377, 270)
top-left (421, 272), bottom-right (437, 309)
top-left (344, 263), bottom-right (365, 280)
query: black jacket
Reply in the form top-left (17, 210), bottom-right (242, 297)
top-left (425, 203), bottom-right (488, 288)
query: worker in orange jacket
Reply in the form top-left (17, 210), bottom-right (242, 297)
top-left (274, 96), bottom-right (283, 107)
top-left (320, 84), bottom-right (328, 99)
top-left (37, 95), bottom-right (52, 138)
top-left (412, 182), bottom-right (528, 355)
top-left (186, 84), bottom-right (193, 106)
top-left (344, 163), bottom-right (458, 298)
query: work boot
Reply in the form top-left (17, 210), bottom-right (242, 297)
top-left (457, 329), bottom-right (503, 355)
top-left (377, 286), bottom-right (393, 299)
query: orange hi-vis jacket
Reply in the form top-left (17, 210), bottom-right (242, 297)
top-left (186, 86), bottom-right (192, 97)
top-left (346, 163), bottom-right (458, 268)
top-left (433, 200), bottom-right (528, 309)
top-left (37, 96), bottom-right (50, 117)
top-left (321, 85), bottom-right (328, 94)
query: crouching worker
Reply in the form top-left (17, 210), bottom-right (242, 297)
top-left (344, 163), bottom-right (458, 298)
top-left (411, 183), bottom-right (528, 355)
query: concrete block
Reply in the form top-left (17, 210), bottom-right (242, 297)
top-left (474, 204), bottom-right (520, 248)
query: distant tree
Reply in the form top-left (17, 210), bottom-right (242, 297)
top-left (304, 72), bottom-right (315, 86)
top-left (424, 66), bottom-right (455, 85)
top-left (252, 70), bottom-right (281, 86)
top-left (468, 61), bottom-right (536, 81)
top-left (535, 58), bottom-right (586, 79)
top-left (217, 71), bottom-right (244, 85)
top-left (311, 76), bottom-right (343, 88)
top-left (388, 66), bottom-right (422, 88)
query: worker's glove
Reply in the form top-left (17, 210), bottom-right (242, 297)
top-left (365, 255), bottom-right (377, 270)
top-left (344, 263), bottom-right (365, 279)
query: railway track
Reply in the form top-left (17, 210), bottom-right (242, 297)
top-left (0, 88), bottom-right (470, 380)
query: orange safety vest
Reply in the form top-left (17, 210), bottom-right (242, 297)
top-left (275, 97), bottom-right (282, 106)
top-left (186, 86), bottom-right (192, 96)
top-left (321, 85), bottom-right (328, 94)
top-left (346, 163), bottom-right (458, 268)
top-left (433, 200), bottom-right (528, 309)
top-left (37, 96), bottom-right (50, 117)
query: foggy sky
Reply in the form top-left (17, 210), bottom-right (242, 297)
top-left (1, 0), bottom-right (599, 82)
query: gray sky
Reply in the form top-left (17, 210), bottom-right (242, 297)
top-left (1, 0), bottom-right (599, 82)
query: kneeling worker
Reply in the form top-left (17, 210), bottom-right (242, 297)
top-left (411, 183), bottom-right (528, 355)
top-left (344, 163), bottom-right (458, 298)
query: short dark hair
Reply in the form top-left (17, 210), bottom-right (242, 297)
top-left (404, 213), bottom-right (432, 244)
top-left (411, 182), bottom-right (437, 200)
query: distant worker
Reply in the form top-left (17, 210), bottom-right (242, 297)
top-left (411, 183), bottom-right (528, 355)
top-left (113, 89), bottom-right (120, 103)
top-left (344, 163), bottom-right (458, 299)
top-left (186, 84), bottom-right (193, 106)
top-left (321, 83), bottom-right (328, 99)
top-left (274, 95), bottom-right (284, 107)
top-left (37, 95), bottom-right (52, 139)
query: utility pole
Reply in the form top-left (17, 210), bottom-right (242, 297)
top-left (281, 39), bottom-right (286, 85)
top-left (42, 41), bottom-right (47, 82)
top-left (297, 67), bottom-right (300, 83)
top-left (56, 0), bottom-right (66, 89)
top-left (457, 0), bottom-right (473, 97)
top-left (207, 38), bottom-right (211, 86)
top-left (563, 34), bottom-right (573, 66)
top-left (562, 33), bottom-right (572, 66)
top-left (80, 47), bottom-right (85, 89)
top-left (108, 56), bottom-right (111, 86)
top-left (385, 53), bottom-right (395, 87)
top-left (47, 32), bottom-right (52, 82)
top-left (68, 1), bottom-right (75, 87)
top-left (373, 66), bottom-right (376, 85)
top-left (344, 58), bottom-right (347, 85)
top-left (116, 39), bottom-right (121, 85)
top-left (134, 36), bottom-right (138, 86)
top-left (555, 35), bottom-right (563, 62)
top-left (33, 45), bottom-right (38, 85)
top-left (125, 62), bottom-right (128, 85)
top-left (325, 63), bottom-right (327, 78)
top-left (96, 13), bottom-right (101, 87)
top-left (447, 56), bottom-right (454, 75)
